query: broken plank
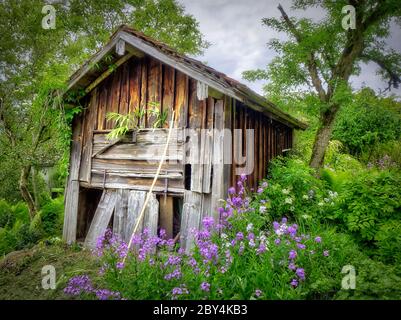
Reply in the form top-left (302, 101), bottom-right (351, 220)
top-left (84, 189), bottom-right (118, 249)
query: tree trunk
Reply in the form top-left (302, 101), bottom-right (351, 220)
top-left (309, 105), bottom-right (339, 170)
top-left (19, 165), bottom-right (37, 219)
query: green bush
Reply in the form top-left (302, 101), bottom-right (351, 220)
top-left (333, 90), bottom-right (401, 156)
top-left (0, 199), bottom-right (15, 228)
top-left (374, 220), bottom-right (401, 265)
top-left (256, 157), bottom-right (334, 222)
top-left (40, 196), bottom-right (64, 236)
top-left (334, 170), bottom-right (401, 241)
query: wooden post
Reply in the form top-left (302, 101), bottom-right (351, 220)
top-left (63, 116), bottom-right (83, 244)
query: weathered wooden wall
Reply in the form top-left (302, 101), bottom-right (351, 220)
top-left (64, 53), bottom-right (294, 247)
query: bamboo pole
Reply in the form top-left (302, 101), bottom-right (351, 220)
top-left (123, 111), bottom-right (175, 263)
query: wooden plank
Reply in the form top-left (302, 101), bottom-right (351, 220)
top-left (140, 58), bottom-right (148, 128)
top-left (97, 84), bottom-right (107, 130)
top-left (143, 193), bottom-right (159, 238)
top-left (119, 62), bottom-right (130, 116)
top-left (159, 196), bottom-right (174, 239)
top-left (95, 142), bottom-right (183, 161)
top-left (113, 189), bottom-right (129, 238)
top-left (93, 128), bottom-right (184, 145)
top-left (125, 190), bottom-right (146, 242)
top-left (128, 59), bottom-right (142, 112)
top-left (147, 59), bottom-right (162, 127)
top-left (211, 100), bottom-right (225, 219)
top-left (202, 96), bottom-right (214, 193)
top-left (189, 79), bottom-right (203, 192)
top-left (223, 96), bottom-right (232, 196)
top-left (84, 189), bottom-right (118, 249)
top-left (180, 191), bottom-right (202, 253)
top-left (79, 89), bottom-right (97, 183)
top-left (90, 171), bottom-right (185, 191)
top-left (92, 158), bottom-right (183, 174)
top-left (116, 39), bottom-right (125, 56)
top-left (174, 71), bottom-right (188, 128)
top-left (162, 65), bottom-right (175, 128)
top-left (63, 115), bottom-right (83, 244)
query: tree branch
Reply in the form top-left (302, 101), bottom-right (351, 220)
top-left (277, 4), bottom-right (327, 101)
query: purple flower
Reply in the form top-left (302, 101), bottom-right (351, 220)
top-left (116, 262), bottom-right (125, 269)
top-left (236, 232), bottom-right (244, 241)
top-left (314, 236), bottom-right (322, 243)
top-left (290, 279), bottom-right (298, 288)
top-left (201, 282), bottom-right (210, 292)
top-left (262, 181), bottom-right (268, 188)
top-left (296, 243), bottom-right (306, 250)
top-left (288, 263), bottom-right (296, 270)
top-left (240, 174), bottom-right (247, 181)
top-left (289, 250), bottom-right (297, 260)
top-left (202, 216), bottom-right (214, 230)
top-left (247, 232), bottom-right (255, 240)
top-left (257, 188), bottom-right (264, 194)
top-left (228, 187), bottom-right (236, 194)
top-left (323, 250), bottom-right (329, 257)
top-left (255, 289), bottom-right (263, 297)
top-left (273, 221), bottom-right (280, 230)
top-left (274, 238), bottom-right (281, 245)
top-left (257, 243), bottom-right (266, 254)
top-left (296, 268), bottom-right (305, 280)
top-left (281, 217), bottom-right (288, 224)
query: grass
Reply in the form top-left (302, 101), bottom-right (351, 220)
top-left (0, 242), bottom-right (99, 300)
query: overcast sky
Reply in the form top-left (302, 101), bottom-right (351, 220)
top-left (181, 0), bottom-right (401, 98)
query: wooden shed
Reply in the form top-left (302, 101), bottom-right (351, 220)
top-left (63, 25), bottom-right (307, 250)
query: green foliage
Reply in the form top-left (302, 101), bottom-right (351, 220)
top-left (106, 103), bottom-right (168, 140)
top-left (333, 90), bottom-right (401, 156)
top-left (256, 157), bottom-right (334, 222)
top-left (374, 220), bottom-right (401, 265)
top-left (334, 170), bottom-right (401, 241)
top-left (0, 197), bottom-right (63, 256)
top-left (40, 197), bottom-right (65, 237)
top-left (0, 200), bottom-right (15, 228)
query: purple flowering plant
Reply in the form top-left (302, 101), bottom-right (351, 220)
top-left (64, 174), bottom-right (332, 300)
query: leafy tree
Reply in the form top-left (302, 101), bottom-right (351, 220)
top-left (333, 88), bottom-right (401, 156)
top-left (244, 0), bottom-right (401, 170)
top-left (0, 0), bottom-right (208, 218)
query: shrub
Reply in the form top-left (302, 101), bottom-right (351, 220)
top-left (333, 90), bottom-right (401, 156)
top-left (333, 169), bottom-right (401, 241)
top-left (0, 199), bottom-right (15, 228)
top-left (374, 220), bottom-right (401, 265)
top-left (40, 196), bottom-right (64, 236)
top-left (256, 157), bottom-right (335, 222)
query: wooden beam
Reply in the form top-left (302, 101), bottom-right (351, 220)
top-left (63, 116), bottom-right (83, 244)
top-left (84, 53), bottom-right (136, 94)
top-left (116, 39), bottom-right (126, 56)
top-left (84, 189), bottom-right (118, 249)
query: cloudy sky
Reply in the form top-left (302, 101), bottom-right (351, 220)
top-left (181, 0), bottom-right (401, 97)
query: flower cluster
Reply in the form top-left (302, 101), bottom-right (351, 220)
top-left (64, 275), bottom-right (122, 300)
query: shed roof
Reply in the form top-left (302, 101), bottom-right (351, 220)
top-left (67, 25), bottom-right (307, 130)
